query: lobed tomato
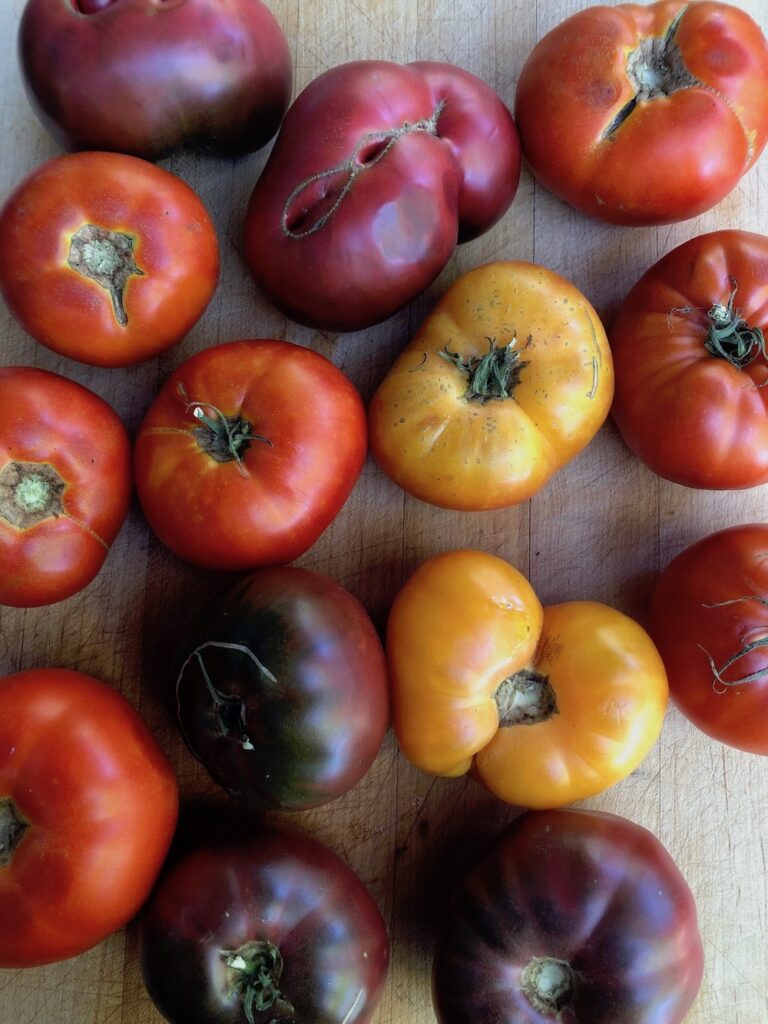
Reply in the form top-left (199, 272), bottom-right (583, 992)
top-left (369, 261), bottom-right (613, 510)
top-left (0, 669), bottom-right (178, 968)
top-left (0, 152), bottom-right (219, 367)
top-left (0, 366), bottom-right (131, 607)
top-left (515, 1), bottom-right (768, 225)
top-left (388, 550), bottom-right (668, 808)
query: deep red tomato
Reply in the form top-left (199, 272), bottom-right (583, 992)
top-left (244, 60), bottom-right (520, 331)
top-left (610, 229), bottom-right (768, 488)
top-left (175, 566), bottom-right (389, 809)
top-left (515, 2), bottom-right (768, 225)
top-left (648, 523), bottom-right (768, 754)
top-left (0, 366), bottom-right (131, 607)
top-left (134, 340), bottom-right (367, 570)
top-left (140, 821), bottom-right (389, 1024)
top-left (433, 809), bottom-right (703, 1024)
top-left (19, 0), bottom-right (292, 159)
top-left (0, 668), bottom-right (179, 968)
top-left (0, 152), bottom-right (219, 367)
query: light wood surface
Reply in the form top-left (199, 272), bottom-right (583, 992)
top-left (1, 1), bottom-right (767, 1022)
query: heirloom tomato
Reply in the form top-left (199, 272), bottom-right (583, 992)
top-left (0, 668), bottom-right (178, 967)
top-left (433, 808), bottom-right (703, 1024)
top-left (388, 550), bottom-right (668, 808)
top-left (0, 152), bottom-right (219, 367)
top-left (611, 230), bottom-right (768, 488)
top-left (140, 821), bottom-right (388, 1024)
top-left (134, 340), bottom-right (366, 571)
top-left (369, 261), bottom-right (613, 510)
top-left (515, 1), bottom-right (768, 225)
top-left (175, 566), bottom-right (389, 809)
top-left (19, 0), bottom-right (292, 159)
top-left (0, 366), bottom-right (131, 607)
top-left (245, 60), bottom-right (520, 331)
top-left (649, 523), bottom-right (768, 754)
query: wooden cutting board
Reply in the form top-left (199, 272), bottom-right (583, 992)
top-left (1, 1), bottom-right (767, 1021)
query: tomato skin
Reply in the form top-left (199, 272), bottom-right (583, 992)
top-left (0, 668), bottom-right (179, 968)
top-left (134, 340), bottom-right (367, 571)
top-left (369, 261), bottom-right (613, 510)
top-left (610, 230), bottom-right (768, 488)
top-left (140, 821), bottom-right (389, 1024)
top-left (648, 524), bottom-right (768, 754)
top-left (515, 2), bottom-right (768, 225)
top-left (388, 550), bottom-right (668, 808)
top-left (0, 152), bottom-right (219, 367)
top-left (0, 366), bottom-right (131, 607)
top-left (433, 808), bottom-right (703, 1024)
top-left (244, 60), bottom-right (520, 332)
top-left (19, 0), bottom-right (292, 160)
top-left (175, 567), bottom-right (389, 809)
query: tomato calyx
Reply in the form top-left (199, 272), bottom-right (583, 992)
top-left (177, 386), bottom-right (273, 471)
top-left (703, 286), bottom-right (767, 371)
top-left (67, 224), bottom-right (144, 328)
top-left (494, 668), bottom-right (559, 726)
top-left (698, 596), bottom-right (768, 693)
top-left (0, 461), bottom-right (66, 528)
top-left (520, 956), bottom-right (575, 1017)
top-left (221, 939), bottom-right (296, 1024)
top-left (440, 336), bottom-right (530, 403)
top-left (0, 797), bottom-right (29, 868)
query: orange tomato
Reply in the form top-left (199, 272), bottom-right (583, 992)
top-left (369, 262), bottom-right (613, 510)
top-left (388, 550), bottom-right (668, 808)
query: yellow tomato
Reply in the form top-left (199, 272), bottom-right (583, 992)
top-left (388, 550), bottom-right (668, 808)
top-left (369, 261), bottom-right (613, 510)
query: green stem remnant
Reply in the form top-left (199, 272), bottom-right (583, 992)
top-left (177, 384), bottom-right (272, 473)
top-left (494, 669), bottom-right (559, 726)
top-left (221, 940), bottom-right (296, 1024)
top-left (0, 461), bottom-right (66, 528)
top-left (68, 224), bottom-right (144, 327)
top-left (0, 798), bottom-right (29, 868)
top-left (703, 285), bottom-right (767, 370)
top-left (698, 596), bottom-right (768, 693)
top-left (521, 956), bottom-right (575, 1017)
top-left (439, 336), bottom-right (530, 403)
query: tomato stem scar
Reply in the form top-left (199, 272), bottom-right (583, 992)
top-left (0, 798), bottom-right (28, 868)
top-left (0, 461), bottom-right (66, 528)
top-left (521, 956), bottom-right (575, 1015)
top-left (176, 384), bottom-right (272, 474)
top-left (698, 595), bottom-right (768, 692)
top-left (68, 224), bottom-right (144, 328)
top-left (221, 940), bottom-right (296, 1024)
top-left (494, 668), bottom-right (559, 726)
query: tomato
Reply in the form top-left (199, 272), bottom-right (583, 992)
top-left (0, 366), bottom-right (131, 608)
top-left (515, 2), bottom-right (768, 225)
top-left (0, 668), bottom-right (178, 968)
top-left (140, 820), bottom-right (388, 1024)
top-left (433, 808), bottom-right (703, 1024)
top-left (0, 152), bottom-right (219, 368)
top-left (369, 261), bottom-right (613, 510)
top-left (244, 60), bottom-right (520, 332)
top-left (648, 523), bottom-right (768, 754)
top-left (175, 566), bottom-right (389, 809)
top-left (388, 550), bottom-right (668, 808)
top-left (134, 340), bottom-right (366, 571)
top-left (610, 229), bottom-right (768, 488)
top-left (19, 0), bottom-right (292, 160)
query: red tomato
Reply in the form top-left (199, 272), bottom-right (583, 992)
top-left (649, 524), bottom-right (768, 754)
top-left (610, 229), bottom-right (768, 488)
top-left (245, 60), bottom-right (520, 331)
top-left (515, 2), bottom-right (768, 225)
top-left (0, 366), bottom-right (131, 608)
top-left (0, 668), bottom-right (179, 967)
top-left (134, 340), bottom-right (367, 570)
top-left (0, 152), bottom-right (219, 367)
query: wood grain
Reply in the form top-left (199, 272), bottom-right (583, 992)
top-left (1, 1), bottom-right (767, 1022)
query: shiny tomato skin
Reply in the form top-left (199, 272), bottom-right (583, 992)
top-left (0, 668), bottom-right (179, 968)
top-left (388, 550), bottom-right (668, 808)
top-left (19, 0), bottom-right (292, 160)
top-left (0, 152), bottom-right (219, 367)
top-left (369, 261), bottom-right (613, 510)
top-left (244, 60), bottom-right (520, 332)
top-left (610, 230), bottom-right (768, 488)
top-left (0, 366), bottom-right (131, 607)
top-left (175, 566), bottom-right (389, 809)
top-left (133, 340), bottom-right (366, 571)
top-left (515, 2), bottom-right (768, 225)
top-left (648, 524), bottom-right (768, 754)
top-left (140, 821), bottom-right (389, 1024)
top-left (433, 808), bottom-right (703, 1024)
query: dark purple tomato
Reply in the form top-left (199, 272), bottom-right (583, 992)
top-left (140, 821), bottom-right (389, 1024)
top-left (175, 566), bottom-right (389, 810)
top-left (433, 809), bottom-right (704, 1024)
